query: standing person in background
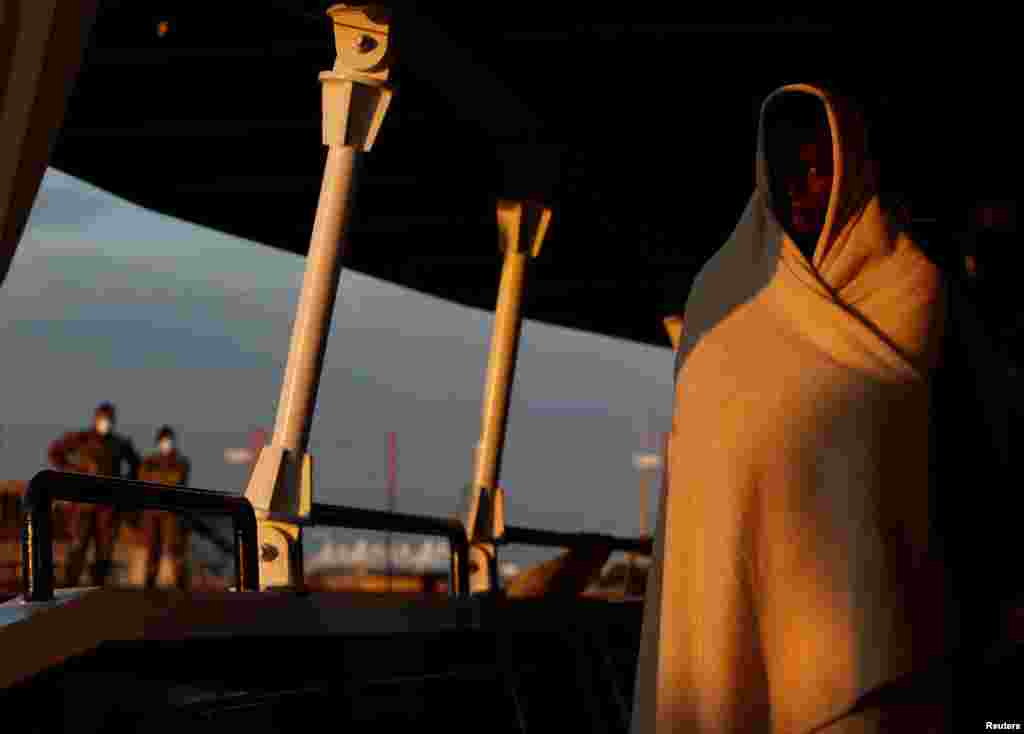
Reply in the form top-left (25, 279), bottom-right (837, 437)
top-left (48, 402), bottom-right (140, 586)
top-left (48, 402), bottom-right (140, 479)
top-left (136, 426), bottom-right (191, 589)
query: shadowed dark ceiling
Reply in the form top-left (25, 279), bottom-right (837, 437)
top-left (51, 3), bottom-right (1014, 346)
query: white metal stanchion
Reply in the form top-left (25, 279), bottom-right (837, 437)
top-left (462, 201), bottom-right (551, 594)
top-left (244, 4), bottom-right (393, 590)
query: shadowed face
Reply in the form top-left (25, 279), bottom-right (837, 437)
top-left (158, 428), bottom-right (175, 455)
top-left (766, 98), bottom-right (834, 259)
top-left (94, 413), bottom-right (112, 435)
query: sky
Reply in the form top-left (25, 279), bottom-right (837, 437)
top-left (0, 169), bottom-right (674, 567)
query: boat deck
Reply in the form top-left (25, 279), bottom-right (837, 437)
top-left (0, 589), bottom-right (644, 733)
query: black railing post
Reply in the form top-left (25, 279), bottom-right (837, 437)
top-left (232, 514), bottom-right (260, 593)
top-left (450, 518), bottom-right (471, 600)
top-left (19, 470), bottom-right (648, 604)
top-left (21, 497), bottom-right (54, 601)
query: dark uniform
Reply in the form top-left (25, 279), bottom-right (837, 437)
top-left (47, 405), bottom-right (140, 587)
top-left (136, 431), bottom-right (191, 589)
top-left (48, 429), bottom-right (139, 479)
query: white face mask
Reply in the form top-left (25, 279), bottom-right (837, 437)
top-left (95, 417), bottom-right (112, 436)
top-left (159, 438), bottom-right (174, 456)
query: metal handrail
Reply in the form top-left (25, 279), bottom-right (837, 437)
top-left (21, 470), bottom-right (259, 601)
top-left (501, 525), bottom-right (652, 557)
top-left (309, 502), bottom-right (471, 598)
top-left (18, 471), bottom-right (646, 602)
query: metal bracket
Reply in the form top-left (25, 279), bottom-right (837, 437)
top-left (320, 74), bottom-right (392, 151)
top-left (246, 447), bottom-right (312, 589)
top-left (246, 446), bottom-right (313, 519)
top-left (497, 199), bottom-right (551, 258)
top-left (663, 314), bottom-right (684, 351)
top-left (321, 4), bottom-right (392, 151)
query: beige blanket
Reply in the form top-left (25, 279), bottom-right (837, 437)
top-left (632, 84), bottom-right (949, 733)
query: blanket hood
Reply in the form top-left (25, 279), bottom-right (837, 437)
top-left (675, 83), bottom-right (943, 386)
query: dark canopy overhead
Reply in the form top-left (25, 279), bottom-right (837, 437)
top-left (48, 3), bottom-right (1015, 346)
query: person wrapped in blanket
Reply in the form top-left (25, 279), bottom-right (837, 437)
top-left (631, 85), bottom-right (951, 733)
